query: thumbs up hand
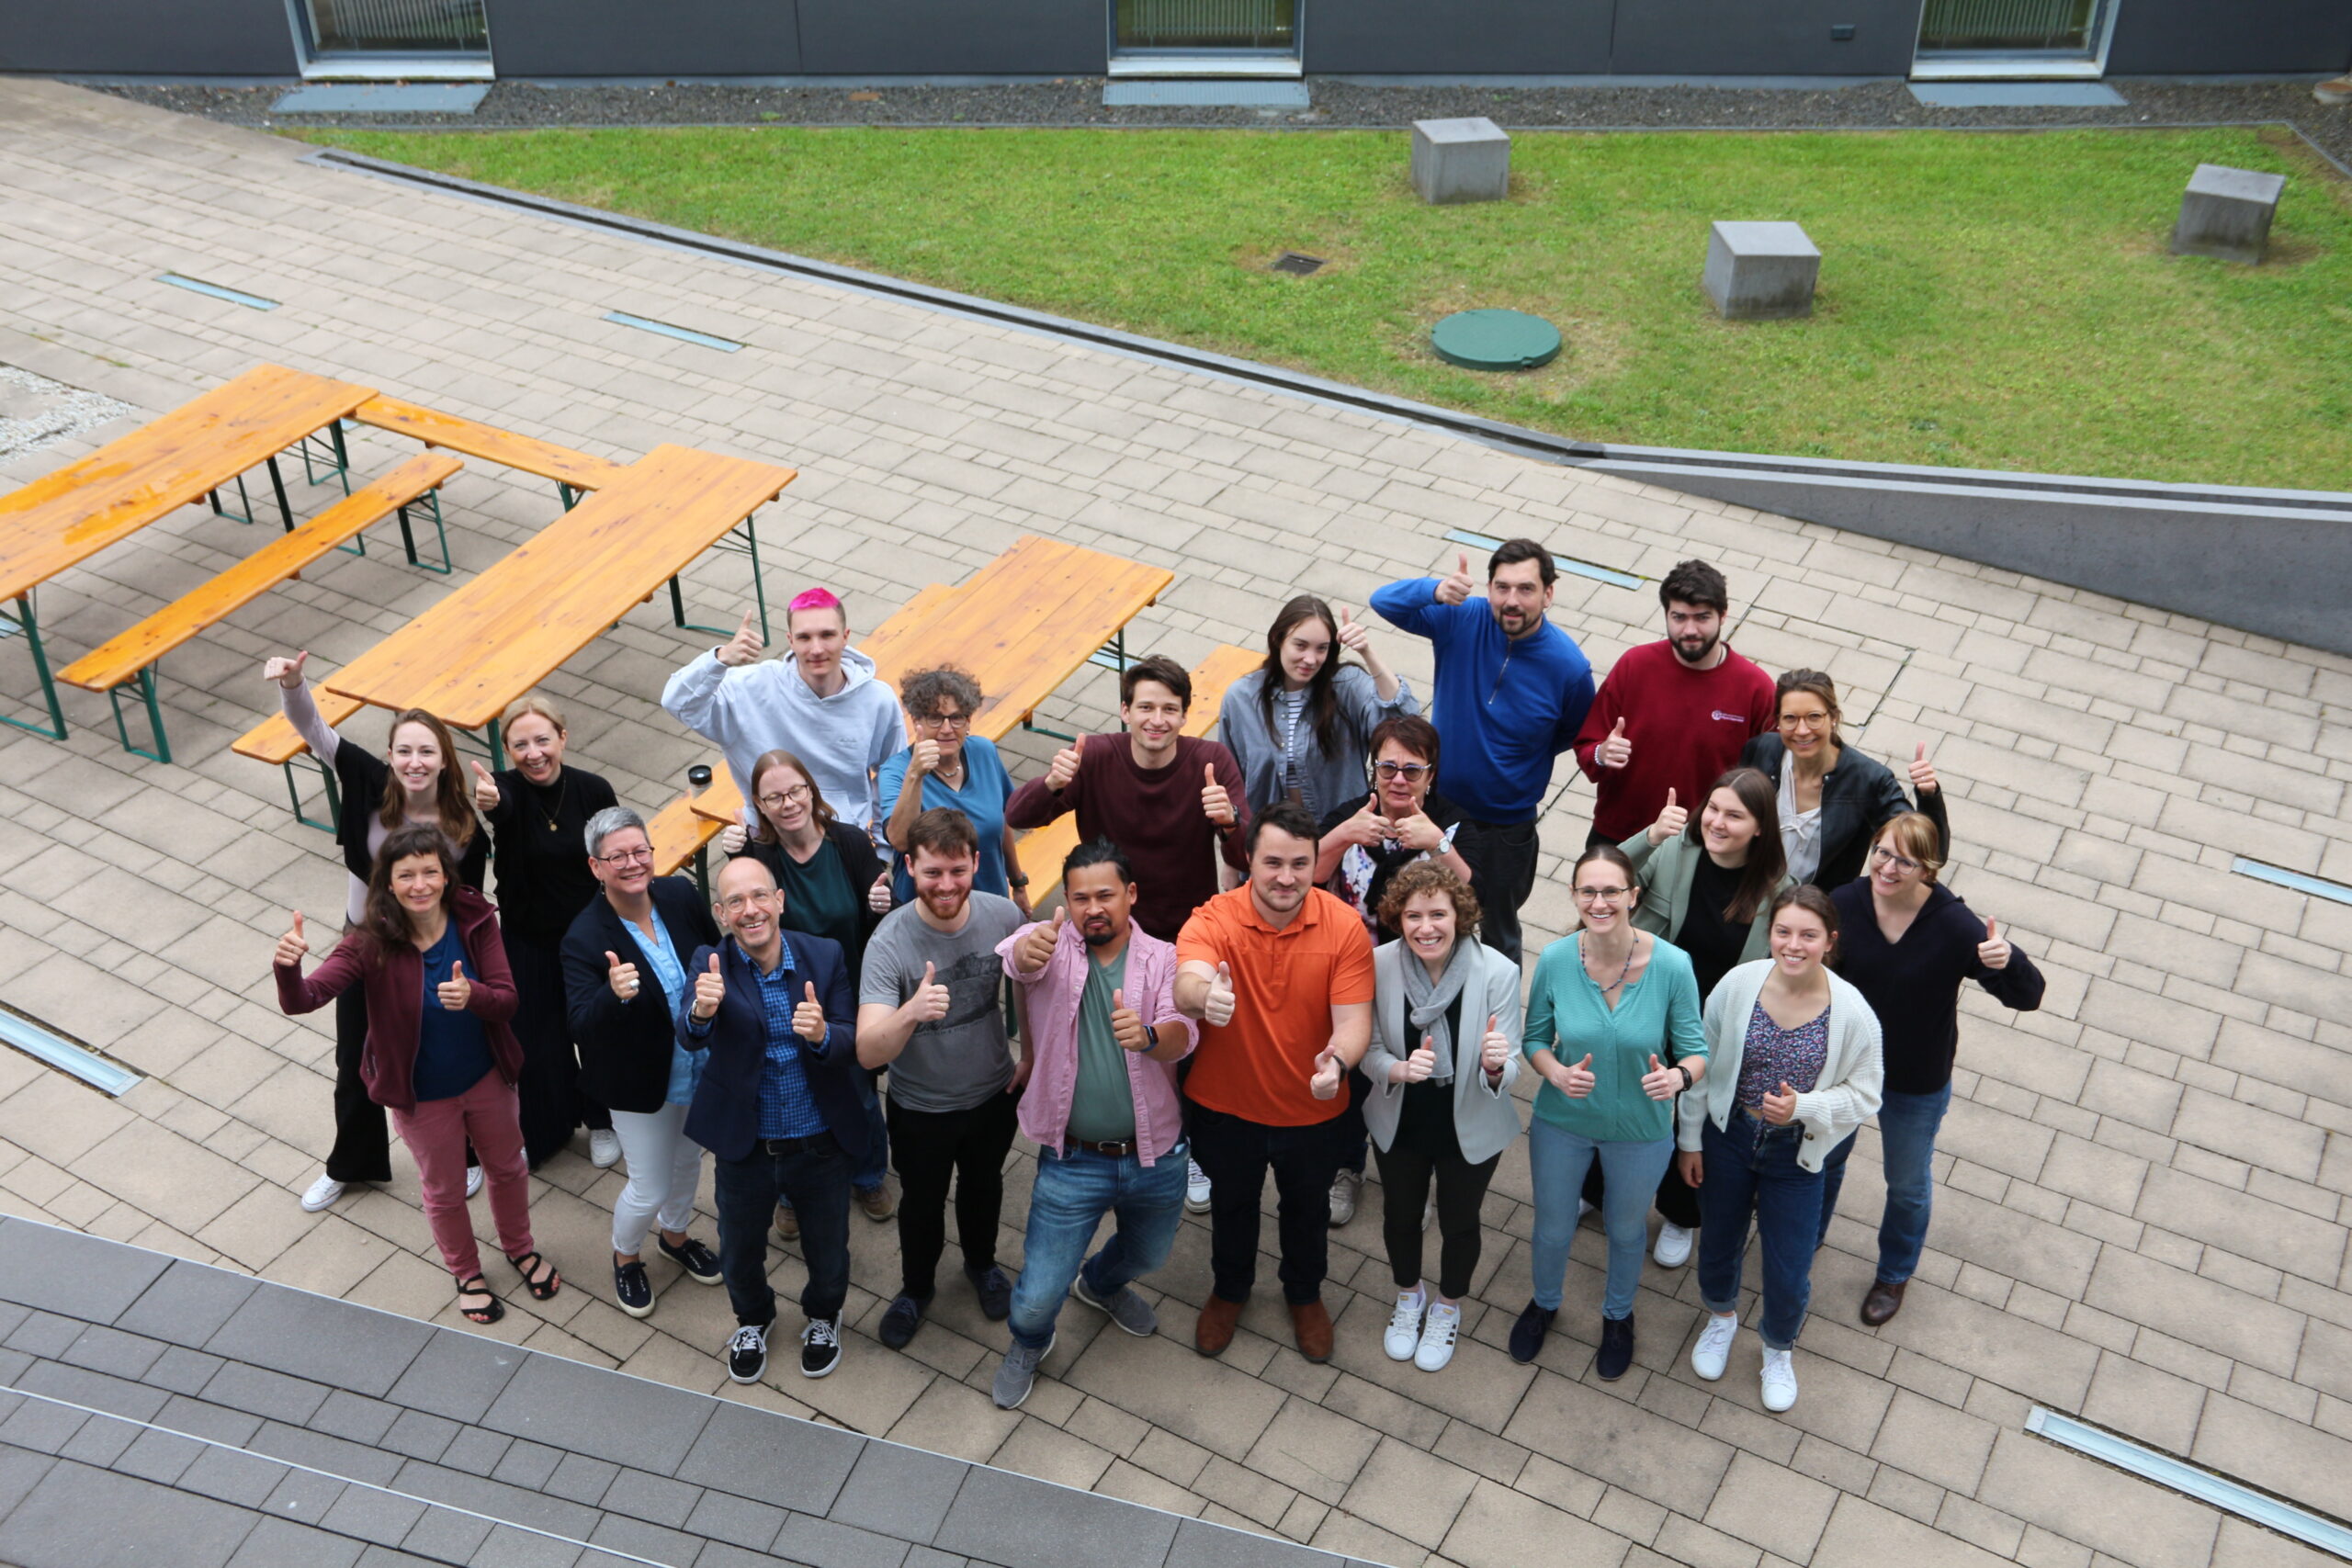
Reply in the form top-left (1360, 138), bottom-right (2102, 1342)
top-left (1110, 987), bottom-right (1151, 1054)
top-left (1204, 962), bottom-right (1236, 1028)
top-left (718, 822), bottom-right (749, 855)
top-left (605, 948), bottom-right (642, 1000)
top-left (436, 960), bottom-right (472, 1012)
top-left (794, 980), bottom-right (828, 1043)
top-left (469, 759), bottom-right (502, 814)
top-left (1335, 604), bottom-right (1371, 654)
top-left (263, 649), bottom-right (310, 690)
top-left (1200, 762), bottom-right (1236, 828)
top-left (910, 960), bottom-right (951, 1023)
top-left (1648, 786), bottom-right (1687, 847)
top-left (1908, 740), bottom-right (1940, 796)
top-left (1046, 742), bottom-right (1083, 793)
top-left (1597, 716), bottom-right (1633, 770)
top-left (1480, 1014), bottom-right (1511, 1076)
top-left (909, 738), bottom-right (942, 779)
top-left (1559, 1052), bottom-right (1597, 1098)
top-left (1436, 551), bottom-right (1476, 605)
top-left (1015, 909), bottom-right (1065, 974)
top-left (1640, 1052), bottom-right (1682, 1101)
top-left (868, 869), bottom-right (894, 913)
top-left (274, 909), bottom-right (309, 970)
top-left (1309, 1043), bottom-right (1344, 1100)
top-left (1761, 1080), bottom-right (1800, 1126)
top-left (716, 608), bottom-right (764, 668)
top-left (691, 953), bottom-right (726, 1020)
top-left (1977, 917), bottom-right (2011, 972)
top-left (1397, 1038), bottom-right (1438, 1085)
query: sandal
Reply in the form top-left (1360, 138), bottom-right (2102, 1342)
top-left (508, 1250), bottom-right (562, 1302)
top-left (457, 1274), bottom-right (503, 1325)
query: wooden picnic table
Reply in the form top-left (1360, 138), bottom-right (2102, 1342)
top-left (317, 444), bottom-right (796, 753)
top-left (0, 363), bottom-right (376, 739)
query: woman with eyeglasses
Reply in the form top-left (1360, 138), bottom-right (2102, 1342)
top-left (1310, 715), bottom-right (1471, 1226)
top-left (1510, 844), bottom-right (1705, 1379)
top-left (877, 666), bottom-right (1028, 914)
top-left (1819, 813), bottom-right (2042, 1326)
top-left (1222, 594), bottom-right (1414, 820)
top-left (1680, 886), bottom-right (1881, 1413)
top-left (466, 694), bottom-right (621, 1170)
top-left (1740, 670), bottom-right (1948, 889)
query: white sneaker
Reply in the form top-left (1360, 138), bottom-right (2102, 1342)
top-left (300, 1173), bottom-right (345, 1213)
top-left (1415, 1302), bottom-right (1462, 1372)
top-left (589, 1128), bottom-right (621, 1168)
top-left (1185, 1158), bottom-right (1212, 1213)
top-left (1420, 1191), bottom-right (1436, 1233)
top-left (1383, 1289), bottom-right (1427, 1361)
top-left (464, 1165), bottom-right (484, 1199)
top-left (1577, 1198), bottom-right (1595, 1223)
top-left (1691, 1313), bottom-right (1737, 1381)
top-left (1653, 1221), bottom-right (1693, 1269)
top-left (1760, 1348), bottom-right (1798, 1412)
top-left (1328, 1168), bottom-right (1362, 1227)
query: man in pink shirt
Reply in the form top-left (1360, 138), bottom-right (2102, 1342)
top-left (989, 840), bottom-right (1196, 1410)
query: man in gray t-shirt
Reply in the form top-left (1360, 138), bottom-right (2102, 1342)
top-left (855, 808), bottom-right (1031, 1349)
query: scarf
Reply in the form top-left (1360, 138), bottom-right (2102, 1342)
top-left (1777, 762), bottom-right (1824, 886)
top-left (1398, 937), bottom-right (1477, 1086)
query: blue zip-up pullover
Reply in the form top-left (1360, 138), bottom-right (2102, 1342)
top-left (1368, 578), bottom-right (1596, 822)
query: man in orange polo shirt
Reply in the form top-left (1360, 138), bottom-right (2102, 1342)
top-left (1175, 803), bottom-right (1374, 1362)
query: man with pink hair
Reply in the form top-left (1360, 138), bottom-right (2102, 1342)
top-left (662, 589), bottom-right (906, 830)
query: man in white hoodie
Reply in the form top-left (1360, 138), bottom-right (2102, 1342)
top-left (662, 588), bottom-right (908, 831)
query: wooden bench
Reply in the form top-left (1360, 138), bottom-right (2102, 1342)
top-left (648, 792), bottom-right (726, 894)
top-left (232, 692), bottom-right (366, 830)
top-left (349, 396), bottom-right (627, 510)
top-left (59, 453), bottom-right (463, 764)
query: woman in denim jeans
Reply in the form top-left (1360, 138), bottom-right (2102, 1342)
top-left (1679, 886), bottom-right (1881, 1413)
top-left (1823, 813), bottom-right (2043, 1326)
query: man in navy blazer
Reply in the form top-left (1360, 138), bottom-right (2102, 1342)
top-left (679, 855), bottom-right (866, 1384)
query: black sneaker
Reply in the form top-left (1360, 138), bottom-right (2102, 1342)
top-left (659, 1235), bottom-right (723, 1284)
top-left (613, 1260), bottom-right (653, 1319)
top-left (877, 1292), bottom-right (929, 1349)
top-left (1596, 1314), bottom-right (1634, 1382)
top-left (1508, 1300), bottom-right (1555, 1365)
top-left (966, 1265), bottom-right (1012, 1322)
top-left (725, 1323), bottom-right (768, 1384)
top-left (800, 1316), bottom-right (842, 1379)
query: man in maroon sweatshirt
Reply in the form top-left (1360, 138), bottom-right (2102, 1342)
top-left (1005, 655), bottom-right (1250, 942)
top-left (1573, 559), bottom-right (1777, 849)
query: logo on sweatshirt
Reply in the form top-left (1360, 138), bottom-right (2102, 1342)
top-left (1710, 710), bottom-right (1747, 723)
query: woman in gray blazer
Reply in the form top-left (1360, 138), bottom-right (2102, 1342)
top-left (1361, 863), bottom-right (1523, 1374)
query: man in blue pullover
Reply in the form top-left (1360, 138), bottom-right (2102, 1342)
top-left (1369, 539), bottom-right (1595, 963)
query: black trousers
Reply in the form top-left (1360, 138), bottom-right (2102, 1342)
top-left (887, 1089), bottom-right (1020, 1300)
top-left (506, 931), bottom-right (603, 1168)
top-left (326, 985), bottom-right (393, 1184)
top-left (714, 1131), bottom-right (852, 1328)
top-left (1372, 1138), bottom-right (1498, 1300)
top-left (1451, 817), bottom-right (1541, 965)
top-left (1187, 1100), bottom-right (1343, 1305)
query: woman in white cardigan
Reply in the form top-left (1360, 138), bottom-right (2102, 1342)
top-left (1361, 863), bottom-right (1523, 1374)
top-left (1678, 885), bottom-right (1882, 1414)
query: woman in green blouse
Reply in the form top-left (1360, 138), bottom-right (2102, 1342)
top-left (1510, 844), bottom-right (1706, 1380)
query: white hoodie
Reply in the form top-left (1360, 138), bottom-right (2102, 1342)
top-left (661, 645), bottom-right (906, 829)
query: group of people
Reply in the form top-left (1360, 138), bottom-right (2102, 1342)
top-left (266, 547), bottom-right (2041, 1414)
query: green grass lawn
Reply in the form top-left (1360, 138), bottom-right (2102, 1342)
top-left (304, 124), bottom-right (2352, 489)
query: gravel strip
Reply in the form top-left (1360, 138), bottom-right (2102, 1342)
top-left (85, 77), bottom-right (2350, 167)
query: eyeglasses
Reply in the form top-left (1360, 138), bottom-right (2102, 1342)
top-left (1371, 761), bottom-right (1433, 782)
top-left (1868, 845), bottom-right (1922, 874)
top-left (718, 889), bottom-right (784, 914)
top-left (595, 847), bottom-right (653, 866)
top-left (915, 712), bottom-right (972, 730)
top-left (1573, 886), bottom-right (1632, 905)
top-left (757, 784), bottom-right (812, 810)
top-left (1777, 712), bottom-right (1834, 732)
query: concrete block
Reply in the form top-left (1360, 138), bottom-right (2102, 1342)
top-left (1410, 118), bottom-right (1510, 204)
top-left (2171, 163), bottom-right (2285, 264)
top-left (1702, 220), bottom-right (1821, 320)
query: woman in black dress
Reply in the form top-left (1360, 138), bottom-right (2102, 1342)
top-left (468, 694), bottom-right (619, 1169)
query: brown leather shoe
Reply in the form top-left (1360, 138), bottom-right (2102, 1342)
top-left (1194, 1294), bottom-right (1244, 1358)
top-left (1289, 1297), bottom-right (1335, 1363)
top-left (1860, 1279), bottom-right (1906, 1326)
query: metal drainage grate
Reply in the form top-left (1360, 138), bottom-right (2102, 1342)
top-left (157, 273), bottom-right (277, 311)
top-left (2233, 856), bottom-right (2352, 907)
top-left (1444, 527), bottom-right (1643, 591)
top-left (2026, 1407), bottom-right (2352, 1560)
top-left (1271, 252), bottom-right (1326, 276)
top-left (0, 1005), bottom-right (141, 1098)
top-left (604, 310), bottom-right (744, 354)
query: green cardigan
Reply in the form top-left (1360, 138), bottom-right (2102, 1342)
top-left (1618, 829), bottom-right (1795, 975)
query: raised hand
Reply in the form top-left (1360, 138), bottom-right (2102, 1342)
top-left (1046, 742), bottom-right (1083, 793)
top-left (1977, 917), bottom-right (2011, 972)
top-left (1648, 787), bottom-right (1687, 847)
top-left (794, 980), bottom-right (827, 1043)
top-left (1557, 1052), bottom-right (1596, 1098)
top-left (1392, 811), bottom-right (1443, 853)
top-left (1640, 1052), bottom-right (1682, 1101)
top-left (1015, 909), bottom-right (1065, 973)
top-left (1397, 1037), bottom-right (1438, 1085)
top-left (910, 960), bottom-right (951, 1023)
top-left (1345, 800), bottom-right (1393, 849)
top-left (867, 870), bottom-right (894, 913)
top-left (274, 909), bottom-right (309, 969)
top-left (262, 649), bottom-right (310, 690)
top-left (1110, 987), bottom-right (1150, 1054)
top-left (1908, 740), bottom-right (1940, 796)
top-left (469, 759), bottom-right (502, 814)
top-left (691, 953), bottom-right (725, 1020)
top-left (605, 949), bottom-right (640, 1001)
top-left (1204, 962), bottom-right (1236, 1028)
top-left (1480, 1014), bottom-right (1510, 1076)
top-left (716, 609), bottom-right (764, 668)
top-left (1597, 716), bottom-right (1632, 770)
top-left (1760, 1080), bottom-right (1799, 1126)
top-left (1435, 551), bottom-right (1476, 606)
top-left (436, 960), bottom-right (471, 1012)
top-left (1309, 1043), bottom-right (1344, 1100)
top-left (1200, 763), bottom-right (1236, 828)
top-left (718, 823), bottom-right (748, 854)
top-left (909, 737), bottom-right (942, 778)
top-left (1335, 604), bottom-right (1370, 655)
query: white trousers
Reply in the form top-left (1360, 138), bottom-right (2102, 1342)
top-left (610, 1101), bottom-right (706, 1256)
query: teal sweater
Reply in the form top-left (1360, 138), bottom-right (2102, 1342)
top-left (1523, 933), bottom-right (1706, 1142)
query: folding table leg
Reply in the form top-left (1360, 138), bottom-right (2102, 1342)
top-left (282, 756), bottom-right (341, 833)
top-left (670, 514), bottom-right (767, 639)
top-left (266, 456), bottom-right (297, 532)
top-left (557, 482), bottom-right (580, 512)
top-left (393, 491), bottom-right (453, 575)
top-left (106, 666), bottom-right (172, 764)
top-left (209, 473), bottom-right (257, 525)
top-left (300, 421), bottom-right (352, 496)
top-left (0, 592), bottom-right (68, 741)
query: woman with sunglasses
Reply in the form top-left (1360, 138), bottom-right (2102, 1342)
top-left (1820, 813), bottom-right (2042, 1325)
top-left (1740, 670), bottom-right (1947, 889)
top-left (1222, 594), bottom-right (1414, 820)
top-left (877, 666), bottom-right (1028, 914)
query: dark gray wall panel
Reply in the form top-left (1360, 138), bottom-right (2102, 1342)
top-left (0, 0), bottom-right (298, 74)
top-left (1303, 0), bottom-right (1611, 75)
top-left (485, 0), bottom-right (801, 76)
top-left (2105, 0), bottom-right (2352, 74)
top-left (798, 0), bottom-right (1103, 74)
top-left (1609, 0), bottom-right (1918, 76)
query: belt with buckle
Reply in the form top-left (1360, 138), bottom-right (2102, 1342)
top-left (1062, 1137), bottom-right (1137, 1158)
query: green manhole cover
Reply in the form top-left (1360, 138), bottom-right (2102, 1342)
top-left (1430, 309), bottom-right (1562, 371)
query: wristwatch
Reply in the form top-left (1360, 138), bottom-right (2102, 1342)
top-left (1008, 874), bottom-right (1031, 888)
top-left (1674, 1064), bottom-right (1693, 1093)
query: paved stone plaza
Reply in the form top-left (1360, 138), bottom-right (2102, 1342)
top-left (1, 77), bottom-right (2348, 1568)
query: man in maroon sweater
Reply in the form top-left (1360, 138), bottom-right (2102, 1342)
top-left (1005, 655), bottom-right (1250, 942)
top-left (1573, 559), bottom-right (1777, 849)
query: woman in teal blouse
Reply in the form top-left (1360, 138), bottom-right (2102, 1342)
top-left (1510, 844), bottom-right (1706, 1380)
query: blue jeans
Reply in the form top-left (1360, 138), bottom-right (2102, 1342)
top-left (1008, 1141), bottom-right (1190, 1350)
top-left (853, 1072), bottom-right (888, 1193)
top-left (1816, 1081), bottom-right (1951, 1284)
top-left (1696, 1110), bottom-right (1823, 1351)
top-left (1527, 1119), bottom-right (1673, 1322)
top-left (713, 1131), bottom-right (852, 1329)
